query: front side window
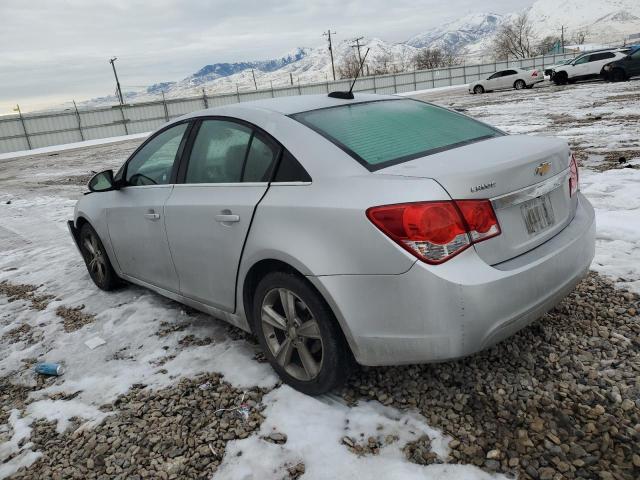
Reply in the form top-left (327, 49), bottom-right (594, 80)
top-left (185, 120), bottom-right (252, 183)
top-left (125, 123), bottom-right (188, 186)
top-left (503, 70), bottom-right (517, 76)
top-left (574, 55), bottom-right (589, 65)
top-left (631, 48), bottom-right (640, 59)
top-left (291, 99), bottom-right (502, 171)
top-left (487, 72), bottom-right (501, 79)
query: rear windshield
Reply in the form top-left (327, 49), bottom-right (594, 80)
top-left (291, 99), bottom-right (502, 171)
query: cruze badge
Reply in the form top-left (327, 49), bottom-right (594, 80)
top-left (470, 182), bottom-right (496, 193)
top-left (535, 162), bottom-right (552, 176)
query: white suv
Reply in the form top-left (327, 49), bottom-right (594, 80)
top-left (552, 49), bottom-right (629, 85)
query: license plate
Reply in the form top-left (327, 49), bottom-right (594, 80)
top-left (521, 194), bottom-right (555, 234)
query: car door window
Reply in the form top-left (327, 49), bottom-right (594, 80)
top-left (242, 132), bottom-right (280, 182)
top-left (574, 56), bottom-right (589, 65)
top-left (273, 150), bottom-right (311, 182)
top-left (125, 123), bottom-right (188, 186)
top-left (487, 72), bottom-right (501, 80)
top-left (185, 120), bottom-right (252, 183)
top-left (502, 70), bottom-right (517, 76)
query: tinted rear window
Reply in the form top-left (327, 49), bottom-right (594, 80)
top-left (291, 99), bottom-right (502, 171)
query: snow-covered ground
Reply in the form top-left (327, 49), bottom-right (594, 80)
top-left (1, 78), bottom-right (639, 479)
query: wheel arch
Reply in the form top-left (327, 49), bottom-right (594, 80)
top-left (240, 257), bottom-right (359, 362)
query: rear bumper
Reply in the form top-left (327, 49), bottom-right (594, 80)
top-left (310, 192), bottom-right (595, 366)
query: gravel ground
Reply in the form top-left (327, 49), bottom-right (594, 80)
top-left (3, 274), bottom-right (639, 479)
top-left (1, 79), bottom-right (640, 479)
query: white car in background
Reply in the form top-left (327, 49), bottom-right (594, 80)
top-left (469, 68), bottom-right (543, 94)
top-left (552, 48), bottom-right (630, 85)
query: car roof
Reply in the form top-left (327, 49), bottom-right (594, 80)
top-left (185, 93), bottom-right (400, 118)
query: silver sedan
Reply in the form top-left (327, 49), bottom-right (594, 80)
top-left (68, 93), bottom-right (595, 395)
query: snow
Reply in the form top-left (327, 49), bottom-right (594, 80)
top-left (581, 161), bottom-right (640, 293)
top-left (216, 387), bottom-right (507, 480)
top-left (0, 132), bottom-right (150, 161)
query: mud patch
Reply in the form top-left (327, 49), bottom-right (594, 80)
top-left (55, 304), bottom-right (95, 332)
top-left (0, 280), bottom-right (54, 310)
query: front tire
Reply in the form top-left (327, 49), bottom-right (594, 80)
top-left (553, 72), bottom-right (568, 85)
top-left (79, 223), bottom-right (120, 291)
top-left (252, 272), bottom-right (350, 395)
top-left (473, 85), bottom-right (484, 94)
top-left (514, 79), bottom-right (526, 90)
top-left (611, 69), bottom-right (627, 82)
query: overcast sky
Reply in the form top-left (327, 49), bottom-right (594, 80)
top-left (0, 0), bottom-right (532, 113)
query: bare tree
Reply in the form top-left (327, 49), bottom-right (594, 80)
top-left (337, 52), bottom-right (362, 79)
top-left (492, 13), bottom-right (536, 59)
top-left (413, 47), bottom-right (460, 70)
top-left (571, 27), bottom-right (589, 45)
top-left (537, 35), bottom-right (561, 55)
top-left (371, 52), bottom-right (394, 75)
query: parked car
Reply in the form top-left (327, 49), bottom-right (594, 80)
top-left (602, 46), bottom-right (640, 81)
top-left (544, 59), bottom-right (573, 79)
top-left (469, 68), bottom-right (543, 94)
top-left (552, 48), bottom-right (630, 85)
top-left (69, 93), bottom-right (595, 395)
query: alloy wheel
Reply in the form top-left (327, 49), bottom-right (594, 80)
top-left (261, 287), bottom-right (323, 381)
top-left (83, 233), bottom-right (107, 284)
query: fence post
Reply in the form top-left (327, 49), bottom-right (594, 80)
top-left (161, 92), bottom-right (170, 122)
top-left (326, 80), bottom-right (330, 93)
top-left (236, 84), bottom-right (240, 103)
top-left (73, 100), bottom-right (84, 141)
top-left (15, 104), bottom-right (32, 150)
top-left (118, 104), bottom-right (129, 135)
top-left (297, 79), bottom-right (302, 95)
top-left (413, 70), bottom-right (417, 90)
top-left (463, 64), bottom-right (467, 84)
top-left (373, 76), bottom-right (377, 94)
top-left (202, 88), bottom-right (209, 109)
top-left (393, 73), bottom-right (397, 93)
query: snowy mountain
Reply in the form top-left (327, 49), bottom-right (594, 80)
top-left (526, 0), bottom-right (640, 42)
top-left (80, 0), bottom-right (640, 107)
top-left (406, 13), bottom-right (505, 54)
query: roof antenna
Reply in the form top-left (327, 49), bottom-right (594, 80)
top-left (328, 47), bottom-right (370, 100)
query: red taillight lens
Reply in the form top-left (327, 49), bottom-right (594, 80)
top-left (569, 153), bottom-right (579, 197)
top-left (366, 200), bottom-right (500, 264)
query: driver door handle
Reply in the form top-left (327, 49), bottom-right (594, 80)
top-left (143, 213), bottom-right (160, 221)
top-left (215, 214), bottom-right (240, 223)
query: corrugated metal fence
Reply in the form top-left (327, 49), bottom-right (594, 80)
top-left (0, 52), bottom-right (575, 155)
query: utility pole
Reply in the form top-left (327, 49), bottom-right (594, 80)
top-left (251, 68), bottom-right (258, 90)
top-left (109, 57), bottom-right (124, 105)
top-left (323, 29), bottom-right (337, 80)
top-left (560, 25), bottom-right (565, 52)
top-left (352, 36), bottom-right (366, 76)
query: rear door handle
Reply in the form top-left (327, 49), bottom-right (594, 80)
top-left (143, 213), bottom-right (160, 221)
top-left (214, 214), bottom-right (240, 223)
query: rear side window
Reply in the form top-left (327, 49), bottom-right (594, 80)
top-left (291, 99), bottom-right (501, 171)
top-left (243, 133), bottom-right (279, 182)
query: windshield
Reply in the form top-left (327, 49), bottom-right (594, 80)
top-left (291, 99), bottom-right (502, 171)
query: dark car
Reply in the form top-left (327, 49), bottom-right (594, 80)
top-left (602, 46), bottom-right (640, 81)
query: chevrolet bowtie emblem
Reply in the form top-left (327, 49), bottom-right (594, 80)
top-left (535, 162), bottom-right (552, 176)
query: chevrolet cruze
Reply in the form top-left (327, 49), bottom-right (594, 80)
top-left (69, 93), bottom-right (595, 394)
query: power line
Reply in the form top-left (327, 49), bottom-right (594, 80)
top-left (323, 29), bottom-right (337, 80)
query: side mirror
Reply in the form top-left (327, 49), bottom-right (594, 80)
top-left (88, 169), bottom-right (117, 192)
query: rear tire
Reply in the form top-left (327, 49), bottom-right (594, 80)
top-left (79, 223), bottom-right (120, 291)
top-left (252, 271), bottom-right (350, 395)
top-left (473, 85), bottom-right (484, 94)
top-left (514, 79), bottom-right (526, 90)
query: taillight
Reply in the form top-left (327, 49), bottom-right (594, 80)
top-left (366, 200), bottom-right (500, 264)
top-left (569, 153), bottom-right (579, 197)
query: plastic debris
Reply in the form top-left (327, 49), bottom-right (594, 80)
top-left (84, 336), bottom-right (106, 350)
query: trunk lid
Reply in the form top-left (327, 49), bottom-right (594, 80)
top-left (376, 135), bottom-right (577, 265)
